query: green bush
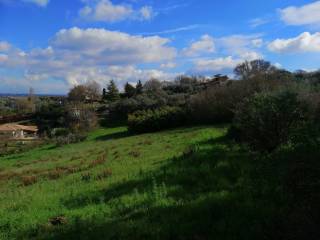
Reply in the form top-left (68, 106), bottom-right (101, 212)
top-left (128, 106), bottom-right (186, 133)
top-left (55, 133), bottom-right (87, 147)
top-left (230, 90), bottom-right (309, 152)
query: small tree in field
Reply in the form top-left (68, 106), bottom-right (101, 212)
top-left (105, 80), bottom-right (120, 102)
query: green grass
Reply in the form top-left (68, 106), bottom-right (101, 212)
top-left (0, 125), bottom-right (273, 240)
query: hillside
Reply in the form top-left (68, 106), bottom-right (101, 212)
top-left (0, 125), bottom-right (266, 239)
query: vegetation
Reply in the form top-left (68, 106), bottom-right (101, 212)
top-left (1, 59), bottom-right (320, 239)
top-left (128, 106), bottom-right (186, 133)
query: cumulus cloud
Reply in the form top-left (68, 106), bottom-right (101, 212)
top-left (280, 1), bottom-right (320, 26)
top-left (0, 41), bottom-right (11, 52)
top-left (0, 27), bottom-right (178, 89)
top-left (191, 51), bottom-right (262, 75)
top-left (51, 27), bottom-right (176, 64)
top-left (183, 35), bottom-right (215, 56)
top-left (79, 0), bottom-right (154, 22)
top-left (268, 32), bottom-right (320, 53)
top-left (160, 62), bottom-right (177, 69)
top-left (192, 56), bottom-right (240, 73)
top-left (218, 34), bottom-right (263, 56)
top-left (22, 0), bottom-right (49, 7)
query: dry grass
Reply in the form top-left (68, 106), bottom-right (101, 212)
top-left (21, 175), bottom-right (37, 186)
top-left (129, 150), bottom-right (141, 158)
top-left (96, 168), bottom-right (112, 180)
top-left (89, 154), bottom-right (106, 168)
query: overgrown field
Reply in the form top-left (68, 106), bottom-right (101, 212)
top-left (0, 126), bottom-right (289, 239)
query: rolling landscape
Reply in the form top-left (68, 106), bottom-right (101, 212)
top-left (1, 0), bottom-right (320, 239)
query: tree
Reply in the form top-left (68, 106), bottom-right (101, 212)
top-left (102, 88), bottom-right (107, 100)
top-left (105, 80), bottom-right (120, 102)
top-left (85, 81), bottom-right (101, 101)
top-left (124, 82), bottom-right (136, 98)
top-left (68, 85), bottom-right (88, 102)
top-left (234, 59), bottom-right (276, 80)
top-left (143, 78), bottom-right (162, 92)
top-left (136, 80), bottom-right (143, 95)
top-left (68, 81), bottom-right (101, 102)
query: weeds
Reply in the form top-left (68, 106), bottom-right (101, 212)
top-left (96, 168), bottom-right (112, 180)
top-left (129, 150), bottom-right (141, 158)
top-left (21, 175), bottom-right (37, 186)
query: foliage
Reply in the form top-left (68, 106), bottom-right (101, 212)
top-left (230, 90), bottom-right (309, 152)
top-left (104, 80), bottom-right (120, 102)
top-left (128, 106), bottom-right (186, 133)
top-left (35, 100), bottom-right (67, 135)
top-left (234, 59), bottom-right (277, 80)
top-left (135, 80), bottom-right (143, 95)
top-left (68, 81), bottom-right (101, 102)
top-left (124, 82), bottom-right (136, 98)
top-left (55, 133), bottom-right (87, 146)
top-left (0, 125), bottom-right (319, 240)
top-left (189, 85), bottom-right (235, 124)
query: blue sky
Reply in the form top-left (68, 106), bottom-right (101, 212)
top-left (1, 0), bottom-right (320, 94)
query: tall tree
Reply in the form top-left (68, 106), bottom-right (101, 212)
top-left (124, 82), bottom-right (136, 98)
top-left (102, 88), bottom-right (107, 100)
top-left (136, 80), bottom-right (143, 95)
top-left (234, 60), bottom-right (276, 80)
top-left (105, 80), bottom-right (120, 102)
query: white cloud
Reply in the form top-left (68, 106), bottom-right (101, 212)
top-left (251, 38), bottom-right (263, 48)
top-left (51, 27), bottom-right (176, 64)
top-left (160, 62), bottom-right (177, 69)
top-left (218, 34), bottom-right (263, 56)
top-left (0, 41), bottom-right (11, 52)
top-left (191, 51), bottom-right (262, 74)
top-left (268, 32), bottom-right (320, 53)
top-left (249, 17), bottom-right (269, 28)
top-left (139, 6), bottom-right (154, 20)
top-left (0, 54), bottom-right (9, 62)
top-left (79, 0), bottom-right (154, 22)
top-left (0, 28), bottom-right (178, 89)
top-left (280, 1), bottom-right (320, 26)
top-left (193, 56), bottom-right (240, 73)
top-left (22, 0), bottom-right (49, 7)
top-left (183, 35), bottom-right (215, 56)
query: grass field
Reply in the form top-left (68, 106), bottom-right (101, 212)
top-left (0, 125), bottom-right (277, 240)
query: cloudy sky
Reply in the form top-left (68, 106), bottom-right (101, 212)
top-left (0, 0), bottom-right (320, 94)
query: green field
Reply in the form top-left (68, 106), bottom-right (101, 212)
top-left (0, 125), bottom-right (275, 240)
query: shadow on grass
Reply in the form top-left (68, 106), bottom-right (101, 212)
top-left (95, 130), bottom-right (131, 141)
top-left (18, 136), bottom-right (277, 240)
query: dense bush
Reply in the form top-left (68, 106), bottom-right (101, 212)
top-left (35, 101), bottom-right (67, 135)
top-left (128, 106), bottom-right (186, 133)
top-left (229, 90), bottom-right (309, 152)
top-left (189, 85), bottom-right (235, 124)
top-left (55, 133), bottom-right (87, 147)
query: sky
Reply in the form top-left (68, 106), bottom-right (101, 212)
top-left (1, 0), bottom-right (320, 94)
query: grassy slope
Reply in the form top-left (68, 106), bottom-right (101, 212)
top-left (0, 126), bottom-right (266, 240)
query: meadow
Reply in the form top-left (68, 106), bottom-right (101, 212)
top-left (0, 125), bottom-right (266, 240)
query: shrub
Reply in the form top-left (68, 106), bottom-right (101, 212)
top-left (128, 106), bottom-right (186, 133)
top-left (230, 90), bottom-right (309, 152)
top-left (189, 85), bottom-right (235, 124)
top-left (51, 128), bottom-right (70, 137)
top-left (55, 133), bottom-right (87, 147)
